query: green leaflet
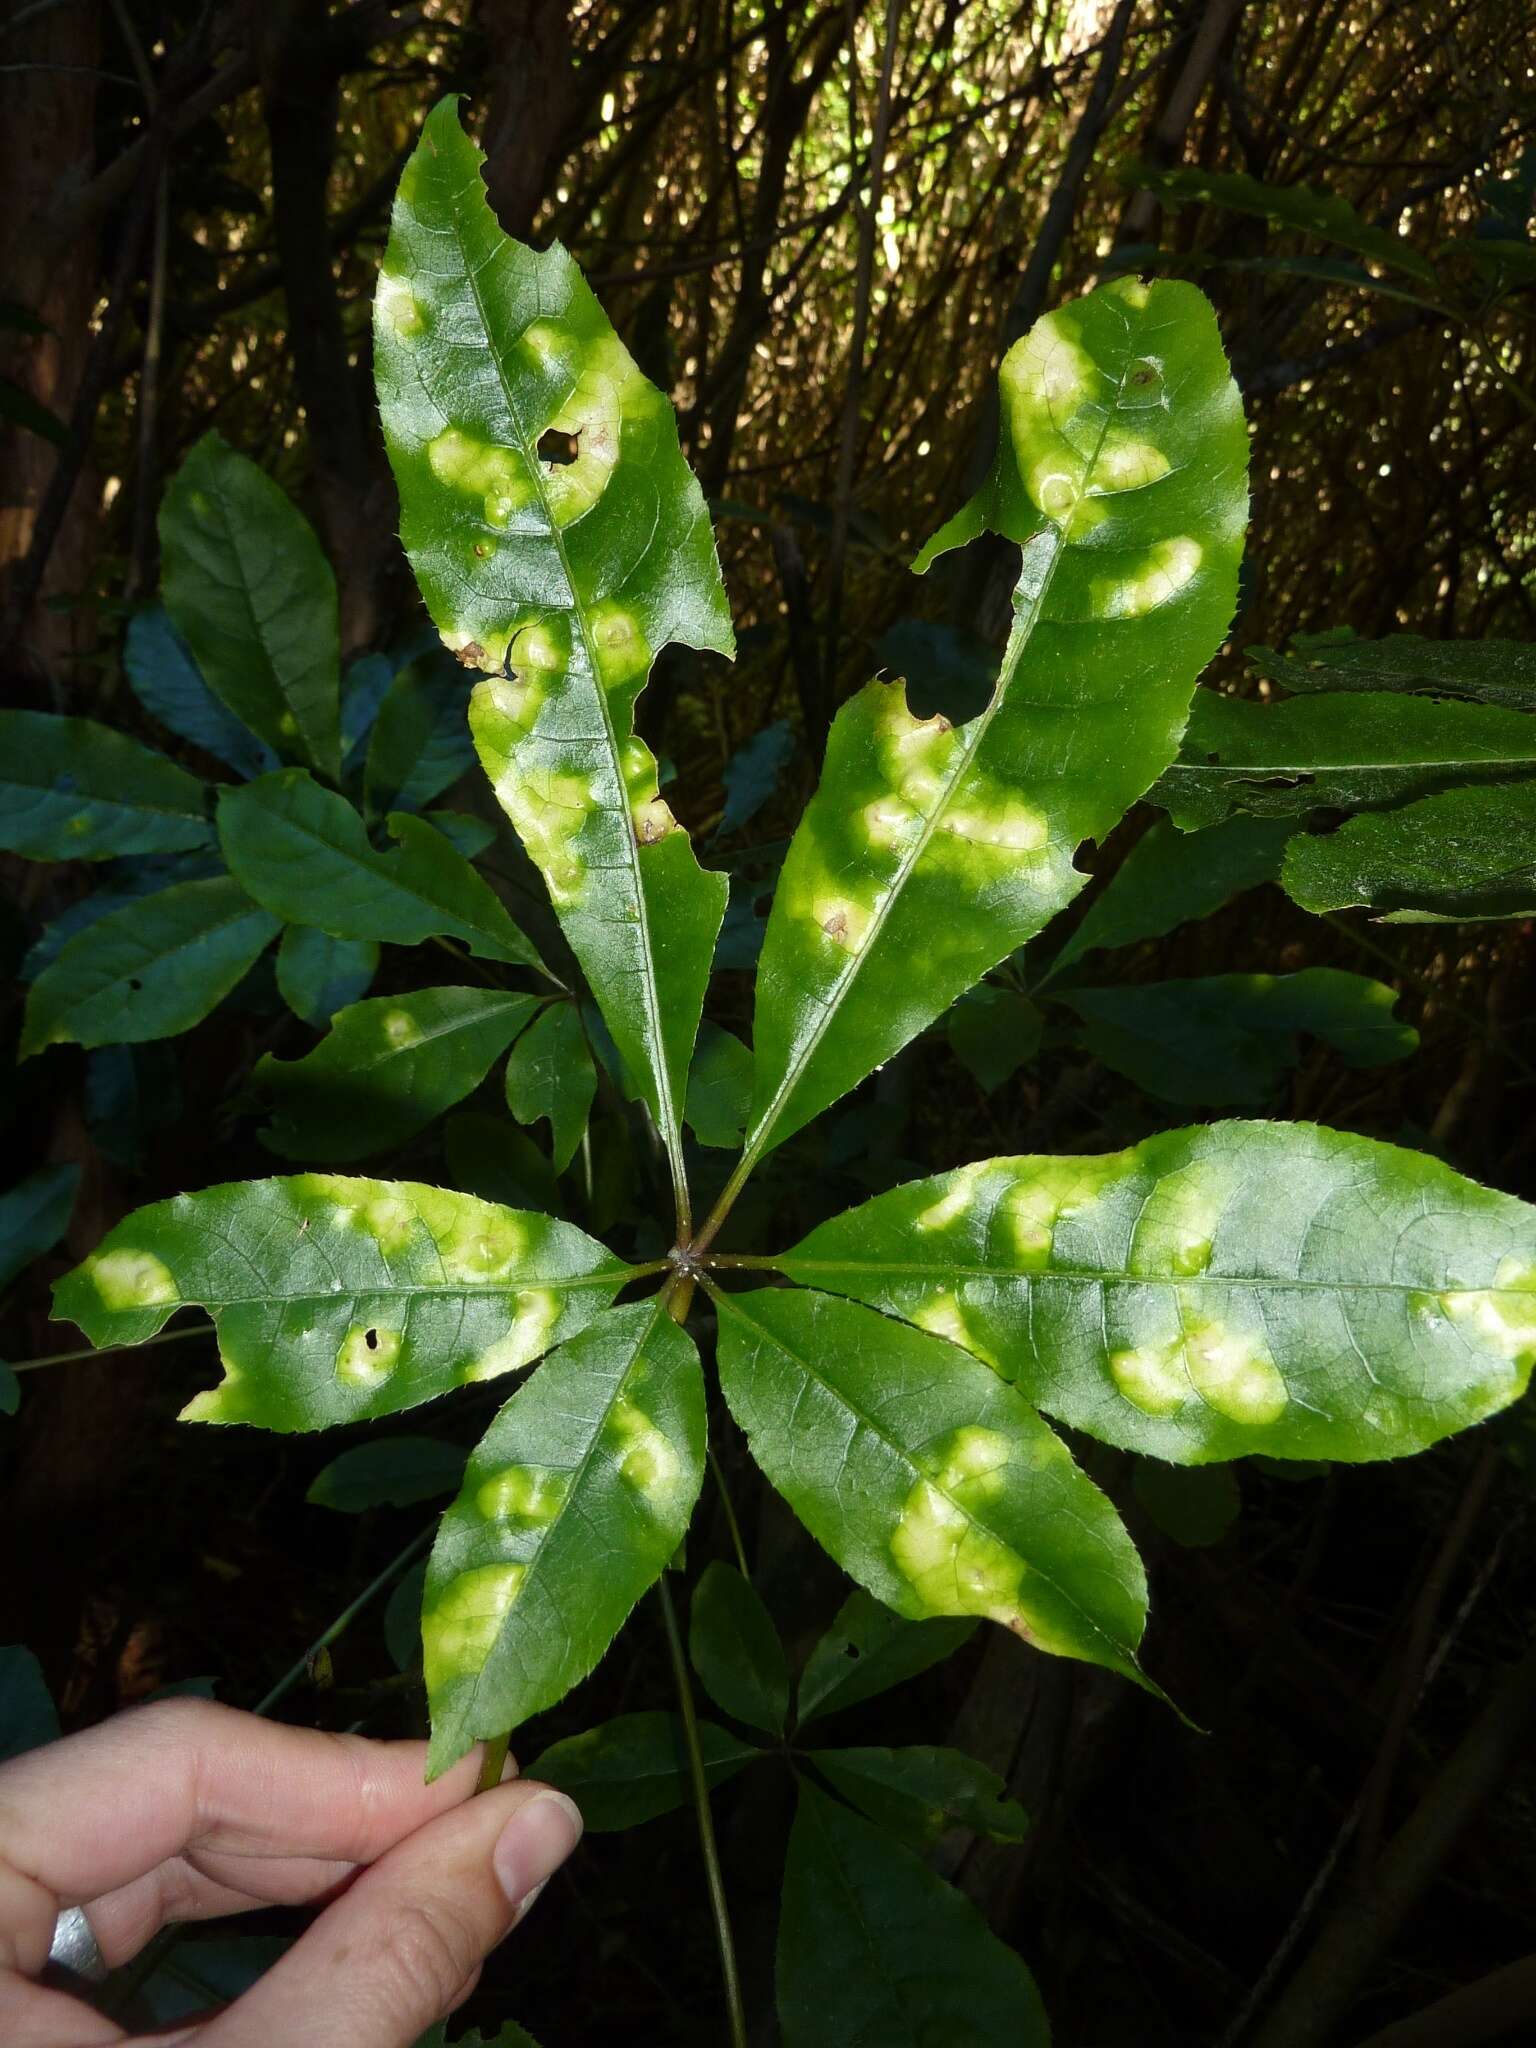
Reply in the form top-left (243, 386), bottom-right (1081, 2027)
top-left (685, 1021), bottom-right (754, 1147)
top-left (218, 769), bottom-right (546, 971)
top-left (1122, 164), bottom-right (1439, 285)
top-left (797, 1590), bottom-right (976, 1726)
top-left (710, 1284), bottom-right (1150, 1688)
top-left (1132, 1460), bottom-right (1241, 1549)
top-left (421, 1298), bottom-right (706, 1773)
top-left (777, 1784), bottom-right (1049, 2048)
top-left (0, 1164), bottom-right (79, 1294)
top-left (274, 923), bottom-right (379, 1026)
top-left (124, 606), bottom-right (277, 780)
top-left (1248, 630), bottom-right (1536, 712)
top-left (504, 1003), bottom-right (596, 1173)
top-left (529, 1712), bottom-right (760, 1831)
top-left (947, 986), bottom-right (1041, 1094)
top-left (0, 711), bottom-right (212, 862)
top-left (1056, 968), bottom-right (1416, 1105)
top-left (1046, 813), bottom-right (1291, 976)
top-left (160, 433), bottom-right (342, 779)
top-left (362, 654), bottom-right (478, 816)
top-left (1283, 782), bottom-right (1536, 921)
top-left (806, 1745), bottom-right (1028, 1852)
top-left (744, 277), bottom-right (1248, 1163)
top-left (306, 1436), bottom-right (467, 1512)
top-left (53, 1177), bottom-right (629, 1431)
top-left (257, 988), bottom-right (542, 1162)
top-left (1153, 690), bottom-right (1536, 828)
top-left (778, 1121), bottom-right (1536, 1465)
top-left (688, 1561), bottom-right (790, 1736)
top-left (375, 97), bottom-right (732, 1217)
top-left (21, 876), bottom-right (279, 1056)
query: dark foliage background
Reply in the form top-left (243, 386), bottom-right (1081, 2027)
top-left (2, 2), bottom-right (1535, 2043)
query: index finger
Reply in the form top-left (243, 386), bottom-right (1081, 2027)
top-left (0, 1699), bottom-right (487, 1909)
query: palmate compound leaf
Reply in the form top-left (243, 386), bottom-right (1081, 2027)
top-left (52, 1177), bottom-right (631, 1431)
top-left (777, 1783), bottom-right (1049, 2048)
top-left (741, 276), bottom-right (1248, 1168)
top-left (375, 97), bottom-right (733, 1226)
top-left (421, 1298), bottom-right (705, 1773)
top-left (708, 1284), bottom-right (1150, 1690)
top-left (777, 1121), bottom-right (1536, 1466)
top-left (218, 770), bottom-right (546, 972)
top-left (0, 711), bottom-right (213, 862)
top-left (1151, 689), bottom-right (1536, 829)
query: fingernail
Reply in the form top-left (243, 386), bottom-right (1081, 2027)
top-left (512, 1877), bottom-right (549, 1926)
top-left (493, 1789), bottom-right (582, 1908)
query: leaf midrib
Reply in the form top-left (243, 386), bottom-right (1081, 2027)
top-left (779, 1256), bottom-right (1499, 1299)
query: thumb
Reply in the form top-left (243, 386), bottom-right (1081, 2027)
top-left (196, 1776), bottom-right (582, 2048)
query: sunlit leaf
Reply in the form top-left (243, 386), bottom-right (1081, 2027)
top-left (218, 769), bottom-right (546, 970)
top-left (1153, 689), bottom-right (1536, 828)
top-left (160, 433), bottom-right (342, 779)
top-left (527, 1710), bottom-right (759, 1830)
top-left (779, 1121), bottom-right (1536, 1465)
top-left (1283, 782), bottom-right (1536, 921)
top-left (710, 1284), bottom-right (1150, 1688)
top-left (777, 1785), bottom-right (1049, 2047)
top-left (307, 1436), bottom-right (467, 1512)
top-left (688, 1561), bottom-right (789, 1736)
top-left (504, 1003), bottom-right (596, 1173)
top-left (257, 988), bottom-right (540, 1162)
top-left (376, 98), bottom-right (732, 1213)
top-left (1056, 968), bottom-right (1416, 1104)
top-left (124, 607), bottom-right (278, 779)
top-left (745, 277), bottom-right (1248, 1162)
top-left (422, 1298), bottom-right (705, 1771)
top-left (0, 711), bottom-right (212, 862)
top-left (54, 1177), bottom-right (629, 1430)
top-left (274, 923), bottom-right (379, 1027)
top-left (807, 1744), bottom-right (1028, 1851)
top-left (797, 1589), bottom-right (976, 1727)
top-left (21, 877), bottom-right (279, 1056)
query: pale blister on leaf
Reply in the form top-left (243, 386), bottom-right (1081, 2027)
top-left (710, 1284), bottom-right (1151, 1690)
top-left (745, 276), bottom-right (1249, 1161)
top-left (779, 1120), bottom-right (1536, 1465)
top-left (375, 97), bottom-right (731, 1191)
top-left (53, 1176), bottom-right (631, 1432)
top-left (421, 1298), bottom-right (706, 1773)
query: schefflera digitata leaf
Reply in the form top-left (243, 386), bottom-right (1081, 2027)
top-left (374, 97), bottom-right (733, 1225)
top-left (54, 1176), bottom-right (633, 1431)
top-left (777, 1121), bottom-right (1536, 1466)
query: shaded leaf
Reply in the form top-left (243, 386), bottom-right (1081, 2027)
top-left (0, 711), bottom-right (212, 862)
top-left (1049, 813), bottom-right (1292, 974)
top-left (21, 876), bottom-right (279, 1056)
top-left (54, 1176), bottom-right (629, 1430)
top-left (257, 988), bottom-right (541, 1162)
top-left (777, 1783), bottom-right (1049, 2048)
top-left (1133, 1460), bottom-right (1241, 1548)
top-left (718, 719), bottom-right (795, 836)
top-left (0, 1648), bottom-right (61, 1763)
top-left (20, 851), bottom-right (223, 981)
top-left (377, 98), bottom-right (732, 1202)
top-left (946, 986), bottom-right (1041, 1094)
top-left (746, 277), bottom-right (1248, 1163)
top-left (160, 433), bottom-right (342, 779)
top-left (797, 1589), bottom-right (976, 1727)
top-left (84, 1043), bottom-right (184, 1169)
top-left (1124, 163), bottom-right (1439, 284)
top-left (275, 923), bottom-right (379, 1027)
top-left (0, 1164), bottom-right (80, 1295)
top-left (1283, 782), bottom-right (1536, 921)
top-left (422, 809), bottom-right (497, 860)
top-left (1057, 968), bottom-right (1416, 1105)
top-left (808, 1744), bottom-right (1028, 1851)
top-left (528, 1710), bottom-right (759, 1830)
top-left (1248, 630), bottom-right (1536, 712)
top-left (504, 1003), bottom-right (595, 1173)
top-left (307, 1436), bottom-right (467, 1512)
top-left (685, 1021), bottom-right (753, 1147)
top-left (422, 1299), bottom-right (705, 1771)
top-left (219, 769), bottom-right (546, 970)
top-left (780, 1121), bottom-right (1536, 1465)
top-left (711, 1285), bottom-right (1150, 1688)
top-left (364, 653), bottom-right (477, 816)
top-left (0, 1364), bottom-right (17, 1417)
top-left (124, 606), bottom-right (278, 779)
top-left (689, 1561), bottom-right (789, 1736)
top-left (1153, 690), bottom-right (1536, 828)
top-left (445, 1110), bottom-right (559, 1215)
top-left (385, 1560), bottom-right (428, 1670)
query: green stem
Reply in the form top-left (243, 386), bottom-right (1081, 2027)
top-left (253, 1522), bottom-right (434, 1719)
top-left (657, 1573), bottom-right (748, 2048)
top-left (9, 1324), bottom-right (210, 1373)
top-left (708, 1449), bottom-right (751, 1580)
top-left (478, 1732), bottom-right (511, 1792)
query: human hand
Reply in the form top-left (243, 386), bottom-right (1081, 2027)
top-left (0, 1697), bottom-right (582, 2047)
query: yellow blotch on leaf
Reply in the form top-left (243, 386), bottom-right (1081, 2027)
top-left (477, 1464), bottom-right (571, 1526)
top-left (1441, 1257), bottom-right (1536, 1367)
top-left (1094, 536), bottom-right (1203, 620)
top-left (88, 1248), bottom-right (178, 1313)
top-left (376, 270), bottom-right (424, 339)
top-left (335, 1323), bottom-right (402, 1390)
top-left (423, 1563), bottom-right (526, 1692)
top-left (426, 428), bottom-right (530, 527)
top-left (463, 1291), bottom-right (561, 1384)
top-left (606, 1394), bottom-right (682, 1506)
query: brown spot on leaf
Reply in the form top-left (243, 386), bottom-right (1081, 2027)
top-left (455, 641), bottom-right (489, 670)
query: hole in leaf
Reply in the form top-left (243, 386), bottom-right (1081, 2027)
top-left (364, 1328), bottom-right (380, 1352)
top-left (537, 427), bottom-right (579, 467)
top-left (127, 978), bottom-right (143, 991)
